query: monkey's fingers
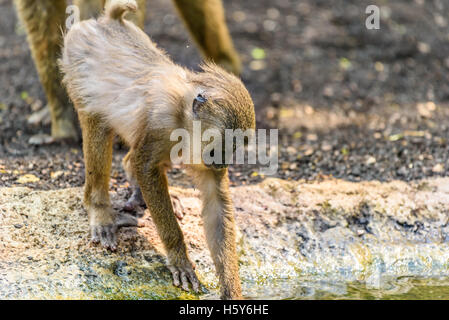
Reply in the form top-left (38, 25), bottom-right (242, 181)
top-left (168, 265), bottom-right (200, 293)
top-left (91, 227), bottom-right (101, 244)
top-left (187, 270), bottom-right (200, 292)
top-left (28, 133), bottom-right (55, 145)
top-left (168, 266), bottom-right (181, 287)
top-left (91, 224), bottom-right (118, 251)
top-left (27, 105), bottom-right (51, 126)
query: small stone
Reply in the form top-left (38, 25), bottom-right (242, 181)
top-left (374, 62), bottom-right (384, 72)
top-left (321, 142), bottom-right (332, 152)
top-left (432, 164), bottom-right (444, 173)
top-left (286, 146), bottom-right (296, 155)
top-left (263, 20), bottom-right (277, 32)
top-left (286, 15), bottom-right (298, 27)
top-left (249, 60), bottom-right (266, 71)
top-left (232, 11), bottom-right (246, 23)
top-left (366, 156), bottom-right (376, 165)
top-left (50, 171), bottom-right (64, 180)
top-left (266, 8), bottom-right (280, 20)
top-left (417, 42), bottom-right (431, 54)
top-left (17, 174), bottom-right (40, 184)
top-left (304, 148), bottom-right (314, 156)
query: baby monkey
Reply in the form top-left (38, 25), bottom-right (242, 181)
top-left (60, 0), bottom-right (255, 299)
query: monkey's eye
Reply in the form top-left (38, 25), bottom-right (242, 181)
top-left (193, 94), bottom-right (207, 114)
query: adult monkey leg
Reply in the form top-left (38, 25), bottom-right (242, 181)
top-left (74, 0), bottom-right (103, 20)
top-left (13, 0), bottom-right (78, 142)
top-left (75, 0), bottom-right (146, 27)
top-left (173, 0), bottom-right (242, 75)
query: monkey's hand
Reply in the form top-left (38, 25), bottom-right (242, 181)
top-left (89, 206), bottom-right (140, 251)
top-left (167, 252), bottom-right (200, 293)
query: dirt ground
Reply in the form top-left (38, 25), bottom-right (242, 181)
top-left (1, 0), bottom-right (449, 192)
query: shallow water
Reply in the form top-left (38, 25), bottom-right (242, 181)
top-left (243, 277), bottom-right (449, 300)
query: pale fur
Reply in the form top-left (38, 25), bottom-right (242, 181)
top-left (61, 17), bottom-right (195, 145)
top-left (104, 0), bottom-right (137, 20)
top-left (60, 0), bottom-right (255, 299)
top-left (60, 14), bottom-right (236, 146)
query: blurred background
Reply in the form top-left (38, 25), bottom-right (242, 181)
top-left (0, 0), bottom-right (449, 188)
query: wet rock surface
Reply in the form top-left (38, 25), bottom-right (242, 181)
top-left (2, 177), bottom-right (449, 299)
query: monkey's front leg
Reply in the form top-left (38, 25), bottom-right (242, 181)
top-left (196, 169), bottom-right (242, 299)
top-left (132, 147), bottom-right (200, 292)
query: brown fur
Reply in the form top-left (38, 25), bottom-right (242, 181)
top-left (13, 0), bottom-right (78, 140)
top-left (14, 0), bottom-right (241, 142)
top-left (173, 0), bottom-right (241, 75)
top-left (60, 1), bottom-right (255, 299)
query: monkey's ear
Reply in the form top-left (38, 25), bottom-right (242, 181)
top-left (193, 94), bottom-right (207, 114)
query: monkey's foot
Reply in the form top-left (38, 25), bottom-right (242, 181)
top-left (28, 118), bottom-right (79, 145)
top-left (168, 262), bottom-right (200, 293)
top-left (91, 223), bottom-right (118, 251)
top-left (123, 186), bottom-right (146, 212)
top-left (27, 105), bottom-right (51, 126)
top-left (51, 117), bottom-right (79, 142)
top-left (28, 133), bottom-right (55, 145)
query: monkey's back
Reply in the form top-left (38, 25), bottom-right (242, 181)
top-left (60, 17), bottom-right (184, 144)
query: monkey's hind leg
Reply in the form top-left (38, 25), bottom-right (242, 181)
top-left (122, 151), bottom-right (185, 220)
top-left (122, 151), bottom-right (146, 213)
top-left (79, 112), bottom-right (138, 250)
top-left (14, 0), bottom-right (78, 142)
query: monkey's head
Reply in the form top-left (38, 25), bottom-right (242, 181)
top-left (191, 63), bottom-right (256, 170)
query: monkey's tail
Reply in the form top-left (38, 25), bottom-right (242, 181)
top-left (105, 0), bottom-right (137, 21)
